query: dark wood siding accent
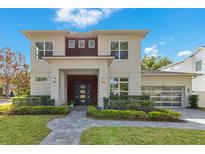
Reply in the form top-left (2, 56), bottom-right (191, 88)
top-left (65, 37), bottom-right (98, 56)
top-left (67, 75), bottom-right (98, 106)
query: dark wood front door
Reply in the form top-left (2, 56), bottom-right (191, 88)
top-left (67, 75), bottom-right (98, 106)
top-left (74, 81), bottom-right (92, 105)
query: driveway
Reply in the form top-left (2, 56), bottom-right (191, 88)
top-left (173, 108), bottom-right (205, 124)
top-left (40, 107), bottom-right (205, 145)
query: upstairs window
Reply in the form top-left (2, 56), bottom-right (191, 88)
top-left (78, 40), bottom-right (85, 48)
top-left (88, 40), bottom-right (95, 48)
top-left (69, 40), bottom-right (75, 48)
top-left (196, 60), bottom-right (202, 71)
top-left (35, 42), bottom-right (53, 59)
top-left (111, 41), bottom-right (128, 59)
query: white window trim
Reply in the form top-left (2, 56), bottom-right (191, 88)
top-left (68, 40), bottom-right (75, 48)
top-left (88, 40), bottom-right (95, 48)
top-left (109, 76), bottom-right (129, 96)
top-left (78, 40), bottom-right (85, 48)
top-left (110, 40), bottom-right (129, 60)
top-left (35, 41), bottom-right (53, 60)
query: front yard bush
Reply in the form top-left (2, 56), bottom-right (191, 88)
top-left (148, 109), bottom-right (182, 120)
top-left (109, 95), bottom-right (150, 101)
top-left (0, 104), bottom-right (70, 115)
top-left (189, 95), bottom-right (199, 108)
top-left (12, 95), bottom-right (55, 106)
top-left (108, 100), bottom-right (155, 112)
top-left (13, 106), bottom-right (70, 115)
top-left (0, 104), bottom-right (14, 115)
top-left (87, 106), bottom-right (147, 119)
top-left (87, 106), bottom-right (182, 121)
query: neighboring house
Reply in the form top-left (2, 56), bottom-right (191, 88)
top-left (22, 30), bottom-right (199, 108)
top-left (160, 46), bottom-right (205, 107)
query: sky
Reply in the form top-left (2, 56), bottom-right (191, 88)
top-left (0, 8), bottom-right (205, 64)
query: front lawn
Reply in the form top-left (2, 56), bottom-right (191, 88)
top-left (0, 115), bottom-right (63, 144)
top-left (80, 126), bottom-right (205, 145)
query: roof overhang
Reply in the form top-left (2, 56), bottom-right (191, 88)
top-left (142, 71), bottom-right (203, 77)
top-left (92, 30), bottom-right (149, 38)
top-left (42, 56), bottom-right (114, 65)
top-left (22, 30), bottom-right (70, 39)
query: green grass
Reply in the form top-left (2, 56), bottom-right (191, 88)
top-left (80, 126), bottom-right (205, 145)
top-left (0, 115), bottom-right (63, 144)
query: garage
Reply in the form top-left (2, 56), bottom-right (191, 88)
top-left (141, 71), bottom-right (198, 108)
top-left (141, 86), bottom-right (185, 107)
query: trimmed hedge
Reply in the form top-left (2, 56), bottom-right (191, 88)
top-left (87, 106), bottom-right (147, 119)
top-left (12, 95), bottom-right (55, 106)
top-left (0, 104), bottom-right (70, 115)
top-left (148, 109), bottom-right (182, 120)
top-left (13, 106), bottom-right (70, 115)
top-left (87, 106), bottom-right (182, 121)
top-left (108, 100), bottom-right (155, 112)
top-left (109, 95), bottom-right (150, 101)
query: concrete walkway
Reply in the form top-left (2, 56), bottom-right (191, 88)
top-left (40, 107), bottom-right (205, 145)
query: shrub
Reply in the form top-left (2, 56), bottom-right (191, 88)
top-left (109, 100), bottom-right (155, 112)
top-left (87, 106), bottom-right (147, 119)
top-left (0, 104), bottom-right (14, 115)
top-left (109, 95), bottom-right (150, 101)
top-left (13, 106), bottom-right (70, 115)
top-left (189, 95), bottom-right (199, 108)
top-left (12, 95), bottom-right (55, 106)
top-left (148, 109), bottom-right (182, 120)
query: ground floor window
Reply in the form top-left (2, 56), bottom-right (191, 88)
top-left (141, 86), bottom-right (184, 107)
top-left (110, 77), bottom-right (128, 96)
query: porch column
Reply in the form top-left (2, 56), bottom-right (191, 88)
top-left (98, 63), bottom-right (109, 108)
top-left (50, 67), bottom-right (60, 105)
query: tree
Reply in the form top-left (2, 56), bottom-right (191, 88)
top-left (0, 48), bottom-right (30, 97)
top-left (141, 55), bottom-right (172, 71)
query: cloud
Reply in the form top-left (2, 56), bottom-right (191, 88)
top-left (144, 45), bottom-right (159, 57)
top-left (54, 8), bottom-right (119, 28)
top-left (159, 41), bottom-right (166, 45)
top-left (177, 50), bottom-right (192, 57)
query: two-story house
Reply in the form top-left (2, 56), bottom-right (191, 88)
top-left (160, 46), bottom-right (205, 107)
top-left (23, 30), bottom-right (199, 108)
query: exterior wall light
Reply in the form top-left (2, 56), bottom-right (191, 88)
top-left (102, 77), bottom-right (106, 84)
top-left (52, 77), bottom-right (56, 83)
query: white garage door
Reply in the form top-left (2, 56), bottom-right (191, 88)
top-left (141, 86), bottom-right (185, 107)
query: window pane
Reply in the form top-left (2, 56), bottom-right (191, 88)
top-left (196, 61), bottom-right (202, 71)
top-left (150, 91), bottom-right (161, 96)
top-left (120, 51), bottom-right (128, 59)
top-left (45, 42), bottom-right (53, 50)
top-left (88, 40), bottom-right (95, 48)
top-left (151, 97), bottom-right (161, 101)
top-left (69, 40), bottom-right (75, 48)
top-left (110, 77), bottom-right (118, 83)
top-left (120, 83), bottom-right (128, 91)
top-left (120, 41), bottom-right (128, 50)
top-left (111, 51), bottom-right (119, 59)
top-left (78, 40), bottom-right (85, 48)
top-left (110, 92), bottom-right (119, 96)
top-left (45, 51), bottom-right (53, 56)
top-left (162, 86), bottom-right (171, 91)
top-left (150, 86), bottom-right (161, 91)
top-left (111, 41), bottom-right (119, 50)
top-left (36, 42), bottom-right (44, 50)
top-left (110, 83), bottom-right (118, 91)
top-left (172, 86), bottom-right (181, 91)
top-left (120, 92), bottom-right (128, 96)
top-left (120, 78), bottom-right (128, 82)
top-left (38, 51), bottom-right (44, 59)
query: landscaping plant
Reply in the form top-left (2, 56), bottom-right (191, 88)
top-left (189, 95), bottom-right (199, 108)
